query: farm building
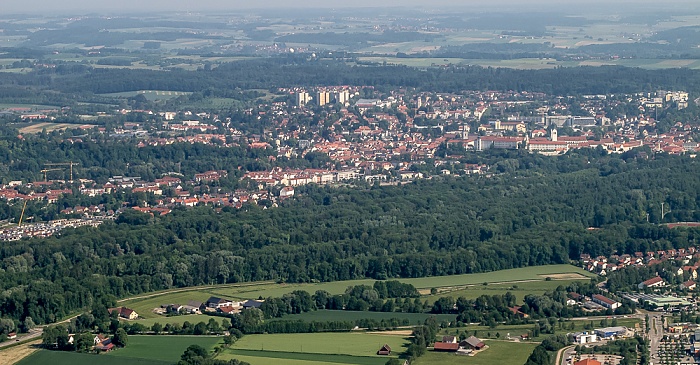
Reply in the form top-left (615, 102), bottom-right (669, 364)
top-left (461, 336), bottom-right (486, 350)
top-left (377, 344), bottom-right (392, 355)
top-left (442, 335), bottom-right (457, 343)
top-left (242, 299), bottom-right (264, 309)
top-left (433, 342), bottom-right (460, 352)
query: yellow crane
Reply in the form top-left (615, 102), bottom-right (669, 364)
top-left (40, 168), bottom-right (62, 182)
top-left (18, 200), bottom-right (27, 227)
top-left (45, 161), bottom-right (80, 181)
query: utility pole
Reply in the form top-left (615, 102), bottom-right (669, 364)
top-left (661, 202), bottom-right (670, 221)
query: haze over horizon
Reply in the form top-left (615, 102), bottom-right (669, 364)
top-left (1, 0), bottom-right (698, 15)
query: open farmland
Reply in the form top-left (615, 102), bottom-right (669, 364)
top-left (218, 332), bottom-right (409, 365)
top-left (121, 265), bottom-right (593, 321)
top-left (105, 335), bottom-right (221, 363)
top-left (271, 310), bottom-right (455, 324)
top-left (357, 56), bottom-right (700, 70)
top-left (18, 123), bottom-right (88, 134)
top-left (16, 336), bottom-right (221, 365)
top-left (413, 340), bottom-right (538, 365)
top-left (101, 90), bottom-right (191, 101)
top-left (0, 340), bottom-right (41, 365)
top-left (16, 351), bottom-right (164, 365)
top-left (422, 279), bottom-right (589, 303)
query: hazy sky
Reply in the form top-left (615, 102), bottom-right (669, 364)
top-left (2, 0), bottom-right (697, 15)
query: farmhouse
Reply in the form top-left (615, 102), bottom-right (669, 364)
top-left (108, 306), bottom-right (138, 320)
top-left (206, 297), bottom-right (234, 308)
top-left (93, 334), bottom-right (115, 352)
top-left (377, 344), bottom-right (392, 355)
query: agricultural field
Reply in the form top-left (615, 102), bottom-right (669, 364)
top-left (218, 332), bottom-right (409, 365)
top-left (137, 314), bottom-right (213, 328)
top-left (271, 310), bottom-right (456, 325)
top-left (422, 279), bottom-right (589, 303)
top-left (18, 123), bottom-right (87, 134)
top-left (121, 265), bottom-right (594, 320)
top-left (413, 340), bottom-right (538, 365)
top-left (101, 90), bottom-right (191, 101)
top-left (438, 317), bottom-right (641, 340)
top-left (357, 56), bottom-right (700, 70)
top-left (106, 335), bottom-right (221, 362)
top-left (16, 335), bottom-right (221, 365)
top-left (0, 340), bottom-right (41, 365)
top-left (16, 351), bottom-right (163, 365)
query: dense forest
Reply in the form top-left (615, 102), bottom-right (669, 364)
top-left (3, 56), bottom-right (700, 98)
top-left (0, 150), bottom-right (699, 324)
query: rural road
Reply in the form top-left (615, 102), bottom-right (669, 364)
top-left (117, 280), bottom-right (276, 303)
top-left (0, 329), bottom-right (42, 350)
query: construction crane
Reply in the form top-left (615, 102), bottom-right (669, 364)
top-left (18, 200), bottom-right (27, 227)
top-left (45, 161), bottom-right (80, 181)
top-left (40, 168), bottom-right (62, 182)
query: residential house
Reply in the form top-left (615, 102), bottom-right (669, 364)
top-left (108, 307), bottom-right (138, 320)
top-left (681, 280), bottom-right (697, 291)
top-left (217, 306), bottom-right (239, 315)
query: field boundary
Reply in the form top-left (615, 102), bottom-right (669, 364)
top-left (226, 348), bottom-right (394, 365)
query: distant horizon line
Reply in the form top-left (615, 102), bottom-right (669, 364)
top-left (2, 1), bottom-right (699, 18)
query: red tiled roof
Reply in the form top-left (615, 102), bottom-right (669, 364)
top-left (574, 359), bottom-right (601, 365)
top-left (433, 342), bottom-right (460, 351)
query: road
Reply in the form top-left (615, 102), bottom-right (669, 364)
top-left (0, 311), bottom-right (84, 351)
top-left (0, 329), bottom-right (42, 350)
top-left (647, 312), bottom-right (664, 365)
top-left (556, 345), bottom-right (576, 365)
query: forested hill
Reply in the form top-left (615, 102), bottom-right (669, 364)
top-left (1, 151), bottom-right (699, 324)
